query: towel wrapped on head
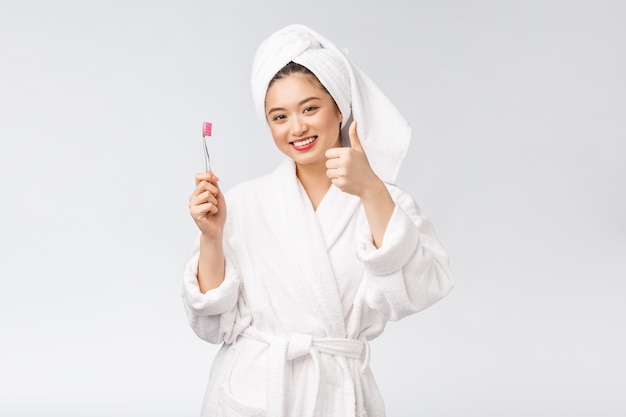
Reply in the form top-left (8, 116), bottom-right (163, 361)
top-left (251, 24), bottom-right (412, 185)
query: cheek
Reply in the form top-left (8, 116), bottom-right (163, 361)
top-left (269, 124), bottom-right (287, 144)
top-left (326, 108), bottom-right (342, 125)
top-left (324, 113), bottom-right (342, 132)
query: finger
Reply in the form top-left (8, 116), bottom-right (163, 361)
top-left (325, 158), bottom-right (340, 169)
top-left (329, 176), bottom-right (344, 189)
top-left (190, 182), bottom-right (212, 202)
top-left (196, 171), bottom-right (220, 186)
top-left (193, 180), bottom-right (219, 199)
top-left (195, 172), bottom-right (212, 186)
top-left (193, 190), bottom-right (218, 206)
top-left (189, 184), bottom-right (218, 207)
top-left (189, 185), bottom-right (205, 202)
top-left (326, 167), bottom-right (343, 180)
top-left (348, 120), bottom-right (364, 152)
top-left (191, 202), bottom-right (218, 218)
top-left (207, 203), bottom-right (219, 215)
top-left (202, 181), bottom-right (220, 196)
top-left (325, 147), bottom-right (348, 159)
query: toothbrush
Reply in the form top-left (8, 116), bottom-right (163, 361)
top-left (202, 121), bottom-right (212, 172)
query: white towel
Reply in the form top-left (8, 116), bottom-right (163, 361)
top-left (250, 24), bottom-right (411, 185)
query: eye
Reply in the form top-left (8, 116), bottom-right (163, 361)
top-left (304, 106), bottom-right (318, 113)
top-left (272, 114), bottom-right (286, 121)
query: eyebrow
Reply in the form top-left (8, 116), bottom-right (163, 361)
top-left (267, 97), bottom-right (321, 114)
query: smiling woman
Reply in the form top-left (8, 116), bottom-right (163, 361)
top-left (265, 68), bottom-right (344, 200)
top-left (183, 24), bottom-right (454, 417)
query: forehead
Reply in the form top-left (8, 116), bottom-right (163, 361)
top-left (265, 73), bottom-right (330, 104)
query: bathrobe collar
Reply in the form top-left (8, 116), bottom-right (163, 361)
top-left (272, 158), bottom-right (360, 336)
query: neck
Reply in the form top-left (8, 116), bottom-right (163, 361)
top-left (296, 161), bottom-right (331, 210)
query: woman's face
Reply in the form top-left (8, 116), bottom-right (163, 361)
top-left (265, 73), bottom-right (342, 170)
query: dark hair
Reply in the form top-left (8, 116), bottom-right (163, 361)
top-left (268, 62), bottom-right (331, 96)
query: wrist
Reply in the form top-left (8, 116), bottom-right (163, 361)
top-left (360, 178), bottom-right (389, 204)
top-left (200, 232), bottom-right (223, 246)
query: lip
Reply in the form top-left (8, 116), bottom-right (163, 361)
top-left (290, 136), bottom-right (318, 151)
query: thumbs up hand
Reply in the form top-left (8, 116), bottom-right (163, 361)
top-left (325, 120), bottom-right (381, 198)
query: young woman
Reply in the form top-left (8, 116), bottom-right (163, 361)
top-left (184, 24), bottom-right (454, 417)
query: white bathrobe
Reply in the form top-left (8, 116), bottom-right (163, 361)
top-left (182, 158), bottom-right (454, 417)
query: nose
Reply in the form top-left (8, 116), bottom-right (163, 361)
top-left (290, 116), bottom-right (308, 137)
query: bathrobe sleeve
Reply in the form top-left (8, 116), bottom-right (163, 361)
top-left (356, 186), bottom-right (454, 321)
top-left (181, 234), bottom-right (251, 344)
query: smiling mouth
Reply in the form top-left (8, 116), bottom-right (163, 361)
top-left (290, 136), bottom-right (317, 148)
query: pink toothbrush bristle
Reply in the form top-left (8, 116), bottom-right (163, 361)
top-left (201, 121), bottom-right (213, 172)
top-left (202, 121), bottom-right (212, 137)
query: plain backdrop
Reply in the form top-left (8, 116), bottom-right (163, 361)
top-left (1, 1), bottom-right (624, 416)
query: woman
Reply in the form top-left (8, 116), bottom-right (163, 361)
top-left (184, 24), bottom-right (453, 417)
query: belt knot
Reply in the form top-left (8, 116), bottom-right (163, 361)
top-left (286, 333), bottom-right (313, 360)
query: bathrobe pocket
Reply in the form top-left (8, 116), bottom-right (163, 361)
top-left (218, 386), bottom-right (266, 417)
top-left (216, 337), bottom-right (269, 417)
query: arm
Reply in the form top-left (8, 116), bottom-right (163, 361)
top-left (325, 120), bottom-right (394, 248)
top-left (358, 188), bottom-right (454, 320)
top-left (189, 171), bottom-right (227, 292)
top-left (198, 234), bottom-right (225, 293)
top-left (325, 121), bottom-right (453, 318)
top-left (183, 172), bottom-right (248, 344)
top-left (182, 241), bottom-right (248, 344)
top-left (359, 178), bottom-right (395, 248)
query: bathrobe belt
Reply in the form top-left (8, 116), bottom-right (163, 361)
top-left (240, 327), bottom-right (370, 417)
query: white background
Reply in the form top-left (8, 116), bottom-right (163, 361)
top-left (1, 1), bottom-right (625, 416)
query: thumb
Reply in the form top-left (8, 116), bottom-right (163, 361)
top-left (348, 120), bottom-right (364, 152)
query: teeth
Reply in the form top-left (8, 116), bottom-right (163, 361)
top-left (293, 137), bottom-right (315, 147)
